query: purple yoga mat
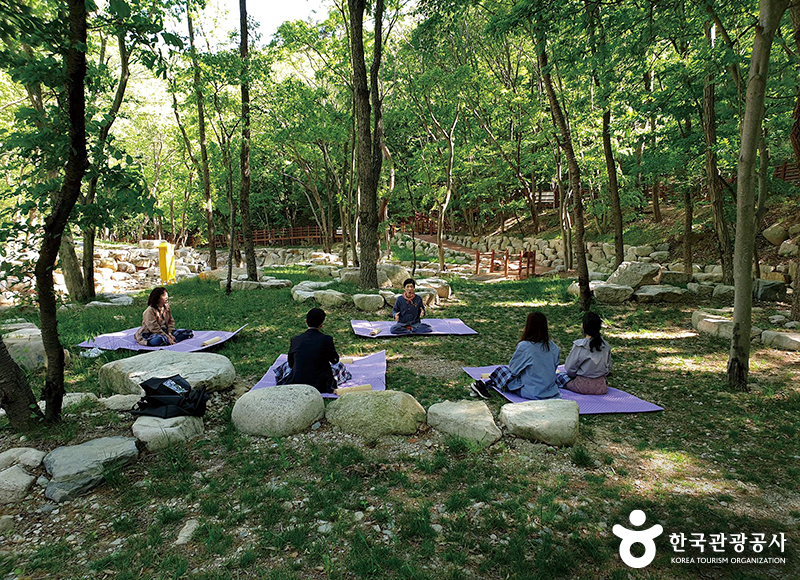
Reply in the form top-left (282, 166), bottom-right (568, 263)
top-left (351, 318), bottom-right (478, 338)
top-left (252, 350), bottom-right (387, 399)
top-left (78, 325), bottom-right (247, 352)
top-left (462, 365), bottom-right (663, 415)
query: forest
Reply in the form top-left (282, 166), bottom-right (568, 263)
top-left (1, 0), bottom-right (799, 410)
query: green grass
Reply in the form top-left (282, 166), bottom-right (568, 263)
top-left (2, 270), bottom-right (799, 579)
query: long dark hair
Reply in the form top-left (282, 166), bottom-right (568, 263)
top-left (147, 287), bottom-right (167, 309)
top-left (583, 311), bottom-right (604, 352)
top-left (520, 311), bottom-right (550, 351)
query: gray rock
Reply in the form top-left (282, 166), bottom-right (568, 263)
top-left (753, 280), bottom-right (787, 302)
top-left (415, 288), bottom-right (439, 307)
top-left (649, 251), bottom-right (670, 262)
top-left (605, 261), bottom-right (661, 290)
top-left (712, 285), bottom-right (736, 301)
top-left (762, 223), bottom-right (789, 246)
top-left (785, 321), bottom-right (800, 329)
top-left (378, 264), bottom-right (411, 287)
top-left (687, 283), bottom-right (715, 298)
top-left (655, 243), bottom-right (670, 252)
top-left (0, 515), bottom-right (13, 534)
top-left (98, 350), bottom-right (235, 395)
top-left (498, 399), bottom-right (579, 447)
top-left (633, 245), bottom-right (654, 257)
top-left (417, 278), bottom-right (452, 299)
top-left (760, 331), bottom-right (800, 351)
top-left (778, 240), bottom-right (798, 257)
top-left (593, 283), bottom-right (635, 304)
top-left (0, 448), bottom-right (46, 470)
top-left (325, 390), bottom-right (426, 439)
top-left (692, 272), bottom-right (724, 284)
top-left (132, 416), bottom-right (204, 451)
top-left (291, 280), bottom-right (334, 303)
top-left (340, 268), bottom-right (391, 288)
top-left (769, 315), bottom-right (788, 325)
top-left (99, 394), bottom-right (141, 411)
top-left (0, 465), bottom-right (36, 504)
top-left (232, 385), bottom-right (324, 437)
top-left (314, 289), bottom-right (351, 309)
top-left (352, 294), bottom-right (385, 312)
top-left (379, 290), bottom-right (399, 306)
top-left (307, 265), bottom-right (337, 277)
top-left (691, 310), bottom-right (762, 340)
top-left (427, 400), bottom-right (501, 446)
top-left (175, 519), bottom-right (199, 545)
top-left (634, 285), bottom-right (687, 303)
top-left (659, 271), bottom-right (692, 285)
top-left (42, 437), bottom-right (138, 502)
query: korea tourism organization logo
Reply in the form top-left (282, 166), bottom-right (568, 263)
top-left (612, 510), bottom-right (663, 568)
top-left (612, 510), bottom-right (788, 569)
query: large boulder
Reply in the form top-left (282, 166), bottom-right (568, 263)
top-left (379, 264), bottom-right (411, 287)
top-left (314, 289), bottom-right (351, 309)
top-left (659, 271), bottom-right (692, 285)
top-left (762, 223), bottom-right (788, 246)
top-left (593, 283), bottom-right (635, 304)
top-left (634, 285), bottom-right (687, 303)
top-left (712, 285), bottom-right (736, 301)
top-left (498, 399), bottom-right (579, 447)
top-left (99, 394), bottom-right (142, 411)
top-left (753, 280), bottom-right (787, 302)
top-left (132, 416), bottom-right (204, 451)
top-left (760, 331), bottom-right (800, 351)
top-left (0, 448), bottom-right (46, 470)
top-left (307, 265), bottom-right (338, 277)
top-left (353, 294), bottom-right (386, 312)
top-left (778, 240), bottom-right (798, 257)
top-left (417, 278), bottom-right (452, 299)
top-left (2, 325), bottom-right (71, 372)
top-left (693, 272), bottom-right (724, 284)
top-left (0, 465), bottom-right (36, 504)
top-left (292, 280), bottom-right (334, 303)
top-left (427, 400), bottom-right (501, 446)
top-left (605, 261), bottom-right (661, 289)
top-left (43, 436), bottom-right (139, 502)
top-left (232, 385), bottom-right (324, 437)
top-left (691, 310), bottom-right (762, 340)
top-left (687, 283), bottom-right (715, 299)
top-left (415, 288), bottom-right (439, 307)
top-left (339, 268), bottom-right (391, 288)
top-left (98, 350), bottom-right (236, 395)
top-left (325, 390), bottom-right (426, 439)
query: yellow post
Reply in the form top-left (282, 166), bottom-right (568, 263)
top-left (158, 241), bottom-right (176, 284)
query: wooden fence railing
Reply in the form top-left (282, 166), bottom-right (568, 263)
top-left (775, 161), bottom-right (800, 186)
top-left (214, 225), bottom-right (342, 247)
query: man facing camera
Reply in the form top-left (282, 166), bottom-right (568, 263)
top-left (286, 308), bottom-right (340, 394)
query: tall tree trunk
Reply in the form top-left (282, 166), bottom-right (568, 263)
top-left (34, 0), bottom-right (88, 423)
top-left (728, 0), bottom-right (788, 391)
top-left (703, 23), bottom-right (735, 285)
top-left (348, 0), bottom-right (385, 288)
top-left (683, 184), bottom-right (693, 275)
top-left (187, 7), bottom-right (216, 269)
top-left (59, 231), bottom-right (89, 301)
top-left (239, 0), bottom-right (256, 280)
top-left (81, 31), bottom-right (130, 300)
top-left (539, 41), bottom-right (589, 310)
top-left (0, 338), bottom-right (45, 432)
top-left (602, 110), bottom-right (624, 267)
top-left (753, 133), bottom-right (769, 278)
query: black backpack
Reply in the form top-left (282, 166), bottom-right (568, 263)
top-left (129, 374), bottom-right (209, 419)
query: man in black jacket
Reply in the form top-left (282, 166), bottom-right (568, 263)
top-left (286, 308), bottom-right (340, 393)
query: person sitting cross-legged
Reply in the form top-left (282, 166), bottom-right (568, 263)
top-left (134, 287), bottom-right (193, 346)
top-left (470, 311), bottom-right (561, 401)
top-left (275, 308), bottom-right (349, 394)
top-left (390, 278), bottom-right (433, 335)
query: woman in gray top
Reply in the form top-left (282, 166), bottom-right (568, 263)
top-left (558, 312), bottom-right (612, 394)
